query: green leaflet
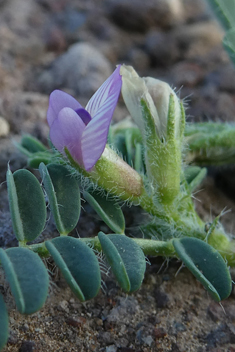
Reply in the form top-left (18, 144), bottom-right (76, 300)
top-left (223, 28), bottom-right (235, 67)
top-left (28, 151), bottom-right (54, 168)
top-left (98, 232), bottom-right (146, 293)
top-left (0, 293), bottom-right (8, 351)
top-left (184, 166), bottom-right (207, 192)
top-left (39, 163), bottom-right (81, 235)
top-left (45, 237), bottom-right (101, 301)
top-left (173, 237), bottom-right (232, 301)
top-left (7, 167), bottom-right (47, 242)
top-left (206, 0), bottom-right (235, 30)
top-left (0, 247), bottom-right (49, 314)
top-left (21, 135), bottom-right (48, 153)
top-left (83, 190), bottom-right (125, 234)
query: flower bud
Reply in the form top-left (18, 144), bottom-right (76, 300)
top-left (121, 65), bottom-right (185, 205)
top-left (121, 65), bottom-right (182, 141)
top-left (143, 77), bottom-right (182, 140)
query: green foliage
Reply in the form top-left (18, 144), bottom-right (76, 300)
top-left (223, 28), bottom-right (235, 66)
top-left (39, 163), bottom-right (81, 235)
top-left (185, 122), bottom-right (235, 165)
top-left (173, 238), bottom-right (232, 301)
top-left (206, 0), bottom-right (235, 30)
top-left (98, 232), bottom-right (146, 293)
top-left (83, 190), bottom-right (125, 234)
top-left (27, 151), bottom-right (54, 168)
top-left (0, 293), bottom-right (8, 351)
top-left (45, 237), bottom-right (101, 301)
top-left (206, 0), bottom-right (235, 68)
top-left (2, 58), bottom-right (235, 346)
top-left (21, 135), bottom-right (48, 153)
top-left (110, 125), bottom-right (144, 171)
top-left (0, 247), bottom-right (49, 314)
top-left (7, 167), bottom-right (47, 243)
top-left (184, 166), bottom-right (207, 192)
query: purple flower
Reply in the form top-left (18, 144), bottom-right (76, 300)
top-left (47, 65), bottom-right (122, 171)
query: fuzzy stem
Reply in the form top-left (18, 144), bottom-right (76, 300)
top-left (27, 233), bottom-right (235, 266)
top-left (65, 147), bottom-right (144, 202)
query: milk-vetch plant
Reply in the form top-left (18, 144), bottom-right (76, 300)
top-left (2, 13), bottom-right (235, 346)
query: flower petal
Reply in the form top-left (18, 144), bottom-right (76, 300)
top-left (47, 90), bottom-right (83, 127)
top-left (50, 107), bottom-right (85, 166)
top-left (75, 108), bottom-right (92, 125)
top-left (120, 65), bottom-right (160, 139)
top-left (85, 65), bottom-right (122, 117)
top-left (82, 91), bottom-right (120, 171)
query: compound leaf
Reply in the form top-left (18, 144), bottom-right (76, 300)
top-left (0, 293), bottom-right (8, 351)
top-left (83, 191), bottom-right (125, 234)
top-left (21, 135), bottom-right (48, 153)
top-left (7, 167), bottom-right (47, 242)
top-left (39, 163), bottom-right (81, 235)
top-left (45, 237), bottom-right (101, 301)
top-left (0, 247), bottom-right (49, 314)
top-left (27, 151), bottom-right (54, 168)
top-left (223, 28), bottom-right (235, 67)
top-left (173, 237), bottom-right (232, 301)
top-left (98, 232), bottom-right (146, 293)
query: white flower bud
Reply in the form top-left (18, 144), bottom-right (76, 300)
top-left (121, 65), bottom-right (182, 140)
top-left (120, 65), bottom-right (160, 140)
top-left (143, 77), bottom-right (181, 139)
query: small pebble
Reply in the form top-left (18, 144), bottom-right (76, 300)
top-left (0, 116), bottom-right (10, 137)
top-left (106, 345), bottom-right (117, 352)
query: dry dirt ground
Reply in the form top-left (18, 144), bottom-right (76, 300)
top-left (1, 0), bottom-right (235, 351)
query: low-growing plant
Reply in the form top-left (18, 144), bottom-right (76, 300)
top-left (1, 0), bottom-right (235, 349)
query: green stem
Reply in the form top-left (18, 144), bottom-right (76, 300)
top-left (27, 229), bottom-right (235, 266)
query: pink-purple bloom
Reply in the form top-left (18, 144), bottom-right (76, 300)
top-left (47, 65), bottom-right (122, 171)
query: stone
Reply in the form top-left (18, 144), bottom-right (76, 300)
top-left (19, 341), bottom-right (36, 352)
top-left (38, 42), bottom-right (112, 96)
top-left (174, 21), bottom-right (224, 60)
top-left (145, 30), bottom-right (179, 66)
top-left (107, 0), bottom-right (184, 32)
top-left (127, 48), bottom-right (150, 72)
top-left (0, 116), bottom-right (10, 137)
top-left (170, 61), bottom-right (204, 87)
top-left (106, 345), bottom-right (117, 352)
top-left (154, 288), bottom-right (170, 308)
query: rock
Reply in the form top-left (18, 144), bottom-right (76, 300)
top-left (153, 327), bottom-right (167, 339)
top-left (66, 317), bottom-right (86, 327)
top-left (44, 25), bottom-right (67, 52)
top-left (0, 116), bottom-right (10, 137)
top-left (154, 288), bottom-right (170, 308)
top-left (107, 0), bottom-right (184, 32)
top-left (181, 0), bottom-right (208, 22)
top-left (127, 47), bottom-right (150, 72)
top-left (205, 323), bottom-right (235, 348)
top-left (173, 321), bottom-right (187, 333)
top-left (216, 93), bottom-right (235, 121)
top-left (142, 335), bottom-right (154, 346)
top-left (174, 21), bottom-right (224, 60)
top-left (170, 343), bottom-right (181, 352)
top-left (19, 341), bottom-right (36, 352)
top-left (0, 137), bottom-right (27, 183)
top-left (38, 42), bottom-right (112, 96)
top-left (145, 30), bottom-right (179, 66)
top-left (0, 92), bottom-right (49, 136)
top-left (106, 345), bottom-right (117, 352)
top-left (106, 296), bottom-right (139, 323)
top-left (170, 61), bottom-right (204, 87)
top-left (216, 65), bottom-right (235, 92)
top-left (207, 302), bottom-right (222, 322)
